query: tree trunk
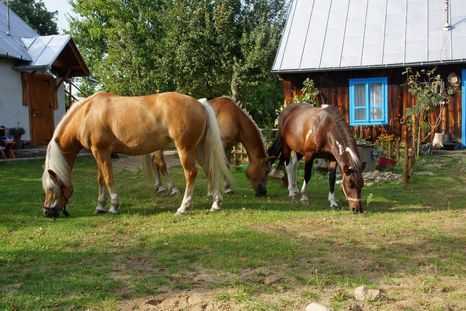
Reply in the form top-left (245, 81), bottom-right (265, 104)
top-left (231, 67), bottom-right (242, 103)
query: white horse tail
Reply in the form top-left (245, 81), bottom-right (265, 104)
top-left (197, 99), bottom-right (235, 194)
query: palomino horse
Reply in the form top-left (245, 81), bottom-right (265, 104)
top-left (148, 96), bottom-right (271, 197)
top-left (268, 104), bottom-right (365, 212)
top-left (42, 92), bottom-right (233, 217)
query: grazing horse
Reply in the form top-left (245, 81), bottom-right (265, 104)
top-left (41, 92), bottom-right (234, 217)
top-left (148, 96), bottom-right (271, 197)
top-left (268, 104), bottom-right (364, 212)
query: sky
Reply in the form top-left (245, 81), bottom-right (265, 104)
top-left (42, 0), bottom-right (73, 33)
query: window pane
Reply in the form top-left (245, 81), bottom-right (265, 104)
top-left (370, 83), bottom-right (382, 107)
top-left (355, 108), bottom-right (366, 121)
top-left (354, 84), bottom-right (366, 107)
top-left (370, 107), bottom-right (383, 120)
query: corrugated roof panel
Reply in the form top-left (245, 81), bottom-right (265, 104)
top-left (273, 0), bottom-right (466, 73)
top-left (381, 0), bottom-right (405, 65)
top-left (31, 35), bottom-right (71, 67)
top-left (280, 0), bottom-right (314, 70)
top-left (451, 0), bottom-right (466, 59)
top-left (360, 0), bottom-right (386, 66)
top-left (271, 0), bottom-right (296, 71)
top-left (300, 0), bottom-right (332, 69)
top-left (340, 0), bottom-right (367, 67)
top-left (405, 1), bottom-right (428, 63)
top-left (318, 0), bottom-right (348, 69)
top-left (0, 1), bottom-right (37, 60)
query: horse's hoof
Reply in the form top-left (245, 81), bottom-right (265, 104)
top-left (210, 204), bottom-right (221, 212)
top-left (224, 188), bottom-right (234, 194)
top-left (289, 195), bottom-right (297, 201)
top-left (108, 207), bottom-right (119, 214)
top-left (94, 208), bottom-right (107, 214)
top-left (329, 204), bottom-right (339, 210)
top-left (156, 186), bottom-right (167, 194)
top-left (175, 207), bottom-right (187, 215)
top-left (300, 197), bottom-right (309, 205)
top-left (169, 188), bottom-right (180, 196)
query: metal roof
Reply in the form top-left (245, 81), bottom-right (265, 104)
top-left (21, 35), bottom-right (72, 68)
top-left (272, 0), bottom-right (466, 73)
top-left (0, 1), bottom-right (37, 60)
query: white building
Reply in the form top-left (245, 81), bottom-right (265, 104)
top-left (0, 2), bottom-right (89, 145)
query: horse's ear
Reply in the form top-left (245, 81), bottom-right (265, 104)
top-left (48, 169), bottom-right (61, 186)
top-left (360, 162), bottom-right (367, 171)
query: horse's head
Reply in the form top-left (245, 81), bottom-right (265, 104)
top-left (245, 157), bottom-right (271, 197)
top-left (341, 164), bottom-right (365, 213)
top-left (42, 169), bottom-right (73, 218)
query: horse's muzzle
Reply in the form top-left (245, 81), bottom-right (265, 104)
top-left (352, 206), bottom-right (363, 214)
top-left (43, 206), bottom-right (60, 218)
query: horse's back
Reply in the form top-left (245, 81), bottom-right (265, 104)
top-left (208, 97), bottom-right (241, 146)
top-left (74, 92), bottom-right (206, 154)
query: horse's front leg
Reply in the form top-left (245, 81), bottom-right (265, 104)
top-left (328, 161), bottom-right (338, 209)
top-left (94, 167), bottom-right (108, 213)
top-left (92, 148), bottom-right (120, 214)
top-left (285, 153), bottom-right (299, 199)
top-left (176, 149), bottom-right (197, 214)
top-left (300, 155), bottom-right (314, 204)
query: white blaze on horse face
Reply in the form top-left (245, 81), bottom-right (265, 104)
top-left (336, 141), bottom-right (344, 155)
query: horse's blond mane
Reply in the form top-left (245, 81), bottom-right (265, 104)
top-left (321, 106), bottom-right (361, 169)
top-left (42, 93), bottom-right (102, 189)
top-left (218, 96), bottom-right (267, 156)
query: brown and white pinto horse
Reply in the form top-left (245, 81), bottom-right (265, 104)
top-left (41, 92), bottom-right (233, 217)
top-left (148, 96), bottom-right (271, 197)
top-left (268, 104), bottom-right (365, 212)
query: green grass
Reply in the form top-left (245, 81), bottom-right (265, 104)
top-left (0, 154), bottom-right (465, 310)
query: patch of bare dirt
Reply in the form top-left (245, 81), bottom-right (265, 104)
top-left (118, 290), bottom-right (241, 311)
top-left (113, 151), bottom-right (180, 172)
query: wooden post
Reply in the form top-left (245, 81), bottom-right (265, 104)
top-left (403, 135), bottom-right (410, 183)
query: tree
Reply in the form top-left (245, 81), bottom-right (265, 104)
top-left (7, 0), bottom-right (58, 35)
top-left (70, 0), bottom-right (289, 127)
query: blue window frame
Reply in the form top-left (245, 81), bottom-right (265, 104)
top-left (349, 77), bottom-right (388, 126)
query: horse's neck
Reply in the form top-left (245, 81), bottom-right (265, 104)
top-left (238, 115), bottom-right (267, 162)
top-left (327, 130), bottom-right (354, 167)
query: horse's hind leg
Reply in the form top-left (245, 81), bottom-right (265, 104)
top-left (300, 155), bottom-right (314, 204)
top-left (224, 147), bottom-right (233, 194)
top-left (176, 149), bottom-right (198, 214)
top-left (94, 167), bottom-right (108, 213)
top-left (152, 151), bottom-right (179, 195)
top-left (285, 152), bottom-right (299, 199)
top-left (92, 148), bottom-right (120, 214)
top-left (328, 161), bottom-right (338, 209)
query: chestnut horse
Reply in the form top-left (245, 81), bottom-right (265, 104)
top-left (41, 92), bottom-right (234, 217)
top-left (147, 96), bottom-right (271, 197)
top-left (268, 104), bottom-right (364, 212)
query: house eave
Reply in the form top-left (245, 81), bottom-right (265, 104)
top-left (272, 59), bottom-right (466, 75)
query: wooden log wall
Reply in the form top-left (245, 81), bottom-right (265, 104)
top-left (279, 64), bottom-right (463, 143)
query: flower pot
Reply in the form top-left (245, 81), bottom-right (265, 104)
top-left (378, 157), bottom-right (396, 169)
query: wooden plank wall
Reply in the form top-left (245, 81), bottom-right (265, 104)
top-left (279, 64), bottom-right (463, 142)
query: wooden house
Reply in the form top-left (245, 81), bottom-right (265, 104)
top-left (272, 0), bottom-right (466, 145)
top-left (0, 2), bottom-right (89, 146)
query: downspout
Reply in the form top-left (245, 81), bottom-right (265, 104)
top-left (443, 0), bottom-right (452, 31)
top-left (6, 0), bottom-right (11, 35)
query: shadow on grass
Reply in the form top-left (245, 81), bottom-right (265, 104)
top-left (1, 227), bottom-right (464, 309)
